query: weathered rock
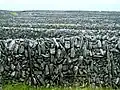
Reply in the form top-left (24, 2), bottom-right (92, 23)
top-left (0, 34), bottom-right (120, 87)
top-left (50, 48), bottom-right (55, 55)
top-left (65, 38), bottom-right (70, 49)
top-left (70, 47), bottom-right (75, 58)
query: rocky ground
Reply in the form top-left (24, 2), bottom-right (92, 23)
top-left (0, 10), bottom-right (120, 39)
top-left (0, 10), bottom-right (120, 89)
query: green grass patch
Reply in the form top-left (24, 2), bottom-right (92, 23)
top-left (2, 83), bottom-right (116, 90)
top-left (10, 12), bottom-right (18, 16)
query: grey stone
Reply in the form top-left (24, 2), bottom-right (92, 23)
top-left (0, 65), bottom-right (3, 73)
top-left (50, 48), bottom-right (55, 54)
top-left (11, 71), bottom-right (16, 77)
top-left (70, 47), bottom-right (75, 57)
top-left (65, 41), bottom-right (70, 49)
top-left (18, 45), bottom-right (25, 54)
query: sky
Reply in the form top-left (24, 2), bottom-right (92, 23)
top-left (0, 0), bottom-right (120, 11)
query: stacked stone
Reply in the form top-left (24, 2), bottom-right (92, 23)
top-left (0, 31), bottom-right (120, 88)
top-left (0, 41), bottom-right (5, 90)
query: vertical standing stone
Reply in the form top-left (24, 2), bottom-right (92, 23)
top-left (28, 41), bottom-right (33, 85)
top-left (106, 43), bottom-right (112, 86)
top-left (0, 44), bottom-right (2, 90)
top-left (0, 62), bottom-right (3, 90)
top-left (0, 74), bottom-right (2, 90)
top-left (70, 47), bottom-right (75, 58)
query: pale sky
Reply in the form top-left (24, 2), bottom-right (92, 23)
top-left (0, 0), bottom-right (120, 11)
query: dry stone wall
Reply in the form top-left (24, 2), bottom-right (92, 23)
top-left (0, 31), bottom-right (120, 88)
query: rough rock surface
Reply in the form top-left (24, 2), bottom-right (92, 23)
top-left (0, 30), bottom-right (120, 88)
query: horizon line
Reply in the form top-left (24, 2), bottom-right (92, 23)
top-left (0, 9), bottom-right (120, 12)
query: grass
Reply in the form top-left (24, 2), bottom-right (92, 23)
top-left (2, 83), bottom-right (116, 90)
top-left (10, 12), bottom-right (18, 16)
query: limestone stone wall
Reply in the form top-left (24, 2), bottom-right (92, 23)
top-left (0, 30), bottom-right (120, 88)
